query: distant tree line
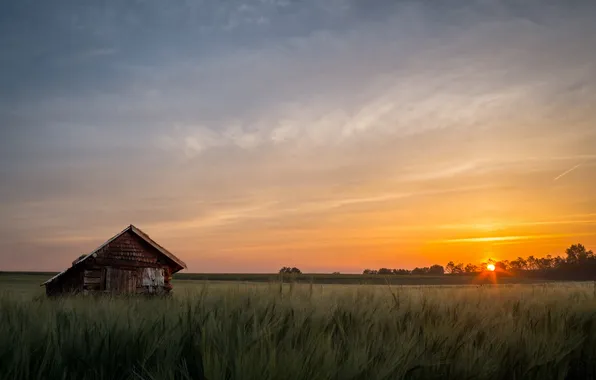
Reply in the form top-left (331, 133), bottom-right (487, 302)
top-left (363, 265), bottom-right (445, 275)
top-left (361, 244), bottom-right (596, 280)
top-left (445, 244), bottom-right (594, 275)
top-left (280, 244), bottom-right (595, 280)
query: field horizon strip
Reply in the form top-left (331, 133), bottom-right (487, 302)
top-left (2, 277), bottom-right (596, 379)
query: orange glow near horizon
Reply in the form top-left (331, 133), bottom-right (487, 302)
top-left (132, 208), bottom-right (596, 273)
top-left (19, 205), bottom-right (596, 273)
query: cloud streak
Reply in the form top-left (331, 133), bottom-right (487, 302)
top-left (435, 232), bottom-right (596, 245)
top-left (554, 162), bottom-right (584, 181)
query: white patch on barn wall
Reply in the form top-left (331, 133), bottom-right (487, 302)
top-left (155, 269), bottom-right (164, 286)
top-left (142, 268), bottom-right (165, 292)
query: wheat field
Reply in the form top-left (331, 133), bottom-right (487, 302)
top-left (2, 277), bottom-right (596, 380)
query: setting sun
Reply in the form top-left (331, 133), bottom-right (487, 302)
top-left (486, 264), bottom-right (496, 272)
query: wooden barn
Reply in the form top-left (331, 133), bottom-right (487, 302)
top-left (42, 224), bottom-right (187, 296)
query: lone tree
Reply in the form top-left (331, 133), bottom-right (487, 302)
top-left (279, 267), bottom-right (302, 274)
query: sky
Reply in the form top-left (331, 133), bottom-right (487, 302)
top-left (1, 0), bottom-right (596, 273)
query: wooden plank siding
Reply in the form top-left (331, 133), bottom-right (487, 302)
top-left (105, 268), bottom-right (137, 293)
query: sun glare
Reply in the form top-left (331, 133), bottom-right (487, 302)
top-left (486, 264), bottom-right (496, 272)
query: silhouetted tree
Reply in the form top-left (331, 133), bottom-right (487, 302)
top-left (495, 261), bottom-right (508, 271)
top-left (509, 257), bottom-right (528, 271)
top-left (464, 263), bottom-right (480, 273)
top-left (553, 255), bottom-right (566, 268)
top-left (527, 255), bottom-right (538, 270)
top-left (537, 255), bottom-right (554, 270)
top-left (453, 263), bottom-right (464, 274)
top-left (363, 268), bottom-right (412, 275)
top-left (411, 267), bottom-right (430, 275)
top-left (279, 267), bottom-right (301, 274)
top-left (428, 264), bottom-right (445, 275)
top-left (446, 262), bottom-right (465, 274)
top-left (566, 244), bottom-right (594, 264)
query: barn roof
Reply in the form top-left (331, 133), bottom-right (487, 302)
top-left (42, 224), bottom-right (187, 285)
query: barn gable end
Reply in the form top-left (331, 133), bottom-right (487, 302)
top-left (94, 230), bottom-right (166, 268)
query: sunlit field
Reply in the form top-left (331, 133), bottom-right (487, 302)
top-left (2, 274), bottom-right (596, 380)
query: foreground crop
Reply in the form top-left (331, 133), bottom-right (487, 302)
top-left (2, 283), bottom-right (596, 380)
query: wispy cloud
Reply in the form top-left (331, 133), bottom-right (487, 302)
top-left (435, 232), bottom-right (596, 244)
top-left (438, 214), bottom-right (596, 231)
